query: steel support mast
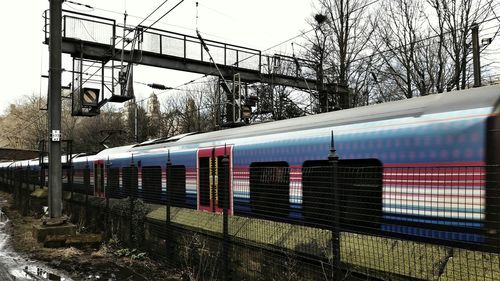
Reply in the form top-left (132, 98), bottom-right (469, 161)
top-left (48, 0), bottom-right (63, 218)
top-left (472, 23), bottom-right (481, 88)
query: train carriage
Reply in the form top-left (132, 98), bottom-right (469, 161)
top-left (1, 85), bottom-right (499, 250)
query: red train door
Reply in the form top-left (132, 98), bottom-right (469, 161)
top-left (94, 160), bottom-right (105, 198)
top-left (197, 146), bottom-right (232, 213)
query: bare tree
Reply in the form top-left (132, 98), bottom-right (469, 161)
top-left (373, 0), bottom-right (429, 98)
top-left (0, 95), bottom-right (47, 150)
top-left (303, 0), bottom-right (375, 109)
top-left (428, 0), bottom-right (497, 90)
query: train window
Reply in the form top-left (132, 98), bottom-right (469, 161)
top-left (142, 166), bottom-right (162, 204)
top-left (302, 159), bottom-right (382, 232)
top-left (338, 159), bottom-right (382, 233)
top-left (107, 167), bottom-right (120, 198)
top-left (302, 160), bottom-right (332, 228)
top-left (122, 166), bottom-right (138, 198)
top-left (170, 165), bottom-right (186, 208)
top-left (249, 162), bottom-right (290, 220)
top-left (199, 157), bottom-right (210, 207)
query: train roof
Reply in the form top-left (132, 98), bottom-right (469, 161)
top-left (95, 145), bottom-right (135, 156)
top-left (100, 85), bottom-right (500, 155)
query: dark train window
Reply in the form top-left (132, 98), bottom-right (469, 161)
top-left (199, 158), bottom-right (210, 206)
top-left (249, 162), bottom-right (290, 220)
top-left (107, 168), bottom-right (120, 198)
top-left (142, 166), bottom-right (162, 204)
top-left (301, 159), bottom-right (382, 232)
top-left (122, 166), bottom-right (138, 197)
top-left (302, 160), bottom-right (332, 228)
top-left (338, 159), bottom-right (382, 233)
top-left (170, 165), bottom-right (186, 208)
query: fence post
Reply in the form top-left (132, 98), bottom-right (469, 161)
top-left (19, 167), bottom-right (23, 209)
top-left (23, 165), bottom-right (29, 216)
top-left (8, 167), bottom-right (12, 194)
top-left (84, 159), bottom-right (90, 226)
top-left (69, 164), bottom-right (73, 210)
top-left (11, 167), bottom-right (15, 194)
top-left (16, 166), bottom-right (21, 210)
top-left (19, 166), bottom-right (24, 214)
top-left (221, 146), bottom-right (230, 281)
top-left (105, 157), bottom-right (111, 240)
top-left (328, 132), bottom-right (341, 280)
top-left (39, 168), bottom-right (44, 189)
top-left (129, 156), bottom-right (136, 246)
top-left (165, 150), bottom-right (172, 260)
top-left (23, 167), bottom-right (28, 214)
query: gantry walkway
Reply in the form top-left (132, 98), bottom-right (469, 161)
top-left (44, 10), bottom-right (346, 92)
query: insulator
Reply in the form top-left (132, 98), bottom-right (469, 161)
top-left (147, 83), bottom-right (170, 90)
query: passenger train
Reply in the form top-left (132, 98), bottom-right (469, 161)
top-left (1, 85), bottom-right (499, 249)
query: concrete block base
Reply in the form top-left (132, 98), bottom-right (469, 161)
top-left (33, 223), bottom-right (77, 243)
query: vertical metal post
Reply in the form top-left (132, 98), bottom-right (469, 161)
top-left (8, 167), bottom-right (12, 194)
top-left (16, 166), bottom-right (21, 209)
top-left (317, 61), bottom-right (326, 113)
top-left (217, 77), bottom-right (221, 129)
top-left (84, 159), bottom-right (90, 225)
top-left (129, 155), bottom-right (136, 245)
top-left (101, 61), bottom-right (105, 98)
top-left (23, 165), bottom-right (29, 216)
top-left (10, 167), bottom-right (13, 194)
top-left (258, 51), bottom-right (262, 73)
top-left (105, 157), bottom-right (111, 240)
top-left (159, 34), bottom-right (163, 55)
top-left (328, 132), bottom-right (341, 280)
top-left (19, 166), bottom-right (23, 215)
top-left (68, 163), bottom-right (73, 207)
top-left (472, 23), bottom-right (481, 88)
top-left (221, 146), bottom-right (230, 281)
top-left (166, 151), bottom-right (172, 259)
top-left (224, 44), bottom-right (227, 65)
top-left (48, 0), bottom-right (63, 219)
top-left (134, 99), bottom-right (139, 143)
top-left (183, 35), bottom-right (187, 59)
top-left (120, 11), bottom-right (127, 71)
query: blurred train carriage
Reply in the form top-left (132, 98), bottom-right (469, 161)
top-left (1, 85), bottom-right (499, 251)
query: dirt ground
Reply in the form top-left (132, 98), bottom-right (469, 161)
top-left (0, 191), bottom-right (179, 281)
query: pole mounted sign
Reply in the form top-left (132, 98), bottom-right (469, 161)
top-left (51, 130), bottom-right (61, 142)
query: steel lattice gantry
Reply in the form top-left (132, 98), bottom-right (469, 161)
top-left (44, 10), bottom-right (347, 94)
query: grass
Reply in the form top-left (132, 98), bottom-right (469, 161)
top-left (146, 205), bottom-right (500, 281)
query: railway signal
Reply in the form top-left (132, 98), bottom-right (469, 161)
top-left (80, 88), bottom-right (99, 107)
top-left (72, 87), bottom-right (100, 117)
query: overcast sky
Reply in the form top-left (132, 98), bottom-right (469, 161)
top-left (0, 0), bottom-right (316, 113)
top-left (0, 0), bottom-right (498, 114)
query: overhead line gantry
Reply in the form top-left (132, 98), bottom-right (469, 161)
top-left (43, 10), bottom-right (348, 99)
